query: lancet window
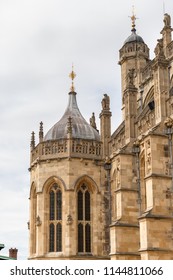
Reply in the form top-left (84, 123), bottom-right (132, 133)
top-left (77, 183), bottom-right (91, 253)
top-left (31, 187), bottom-right (37, 254)
top-left (49, 184), bottom-right (62, 252)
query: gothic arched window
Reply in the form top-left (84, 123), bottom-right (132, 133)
top-left (49, 184), bottom-right (62, 252)
top-left (77, 184), bottom-right (91, 253)
top-left (31, 187), bottom-right (37, 254)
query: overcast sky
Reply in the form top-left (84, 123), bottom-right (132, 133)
top-left (0, 0), bottom-right (173, 260)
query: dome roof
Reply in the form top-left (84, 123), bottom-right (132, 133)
top-left (124, 29), bottom-right (144, 45)
top-left (44, 91), bottom-right (100, 142)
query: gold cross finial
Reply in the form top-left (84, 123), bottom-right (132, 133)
top-left (130, 5), bottom-right (137, 31)
top-left (69, 64), bottom-right (76, 92)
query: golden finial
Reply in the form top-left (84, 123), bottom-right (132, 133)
top-left (130, 5), bottom-right (137, 31)
top-left (69, 64), bottom-right (76, 92)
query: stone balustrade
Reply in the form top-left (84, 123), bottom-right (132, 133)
top-left (31, 139), bottom-right (102, 163)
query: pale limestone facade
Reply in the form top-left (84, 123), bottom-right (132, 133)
top-left (29, 13), bottom-right (173, 260)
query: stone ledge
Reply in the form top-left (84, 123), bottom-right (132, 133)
top-left (29, 254), bottom-right (110, 260)
top-left (145, 173), bottom-right (172, 179)
top-left (139, 211), bottom-right (173, 220)
top-left (110, 221), bottom-right (139, 228)
top-left (114, 187), bottom-right (138, 193)
top-left (109, 252), bottom-right (140, 256)
top-left (139, 247), bottom-right (173, 252)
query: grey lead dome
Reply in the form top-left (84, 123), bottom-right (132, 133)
top-left (44, 91), bottom-right (100, 141)
top-left (124, 29), bottom-right (144, 45)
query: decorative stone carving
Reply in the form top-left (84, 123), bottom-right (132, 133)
top-left (67, 116), bottom-right (72, 134)
top-left (165, 188), bottom-right (172, 199)
top-left (146, 140), bottom-right (151, 174)
top-left (36, 216), bottom-right (42, 226)
top-left (66, 214), bottom-right (73, 225)
top-left (27, 221), bottom-right (30, 230)
top-left (30, 131), bottom-right (35, 150)
top-left (154, 39), bottom-right (165, 57)
top-left (164, 160), bottom-right (169, 175)
top-left (164, 117), bottom-right (173, 129)
top-left (101, 94), bottom-right (110, 110)
top-left (127, 68), bottom-right (135, 87)
top-left (31, 139), bottom-right (102, 162)
top-left (164, 13), bottom-right (171, 28)
top-left (90, 112), bottom-right (97, 129)
top-left (116, 158), bottom-right (120, 187)
top-left (39, 121), bottom-right (44, 142)
top-left (146, 152), bottom-right (151, 170)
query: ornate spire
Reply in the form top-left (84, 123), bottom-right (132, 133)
top-left (39, 121), bottom-right (44, 142)
top-left (30, 131), bottom-right (35, 150)
top-left (69, 64), bottom-right (76, 92)
top-left (67, 116), bottom-right (72, 135)
top-left (90, 112), bottom-right (97, 130)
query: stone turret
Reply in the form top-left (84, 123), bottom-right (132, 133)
top-left (28, 68), bottom-right (108, 260)
top-left (119, 12), bottom-right (149, 119)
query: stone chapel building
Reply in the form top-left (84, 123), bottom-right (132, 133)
top-left (28, 13), bottom-right (173, 260)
